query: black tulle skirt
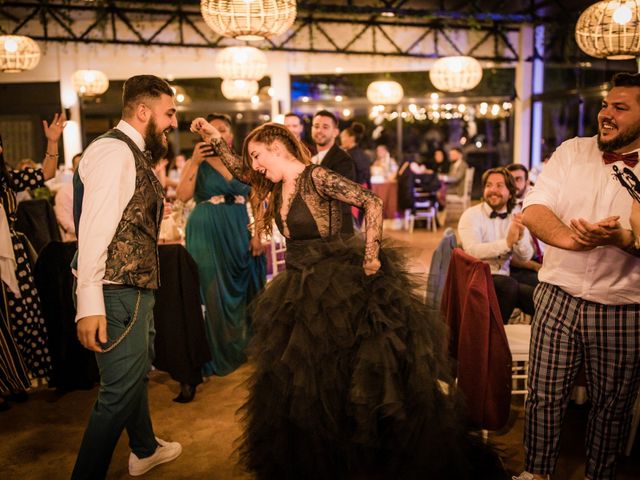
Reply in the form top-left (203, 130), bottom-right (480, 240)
top-left (238, 236), bottom-right (505, 480)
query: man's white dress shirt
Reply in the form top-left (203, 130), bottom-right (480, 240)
top-left (523, 136), bottom-right (640, 304)
top-left (75, 120), bottom-right (141, 321)
top-left (458, 202), bottom-right (534, 276)
top-left (311, 148), bottom-right (330, 165)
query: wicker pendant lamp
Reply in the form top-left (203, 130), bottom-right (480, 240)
top-left (575, 1), bottom-right (640, 59)
top-left (0, 35), bottom-right (41, 73)
top-left (215, 46), bottom-right (267, 80)
top-left (201, 0), bottom-right (297, 41)
top-left (71, 70), bottom-right (110, 97)
top-left (366, 80), bottom-right (404, 105)
top-left (221, 79), bottom-right (259, 100)
top-left (429, 56), bottom-right (483, 93)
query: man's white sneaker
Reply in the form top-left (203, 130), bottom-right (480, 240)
top-left (513, 474), bottom-right (535, 480)
top-left (512, 473), bottom-right (550, 480)
top-left (128, 437), bottom-right (182, 476)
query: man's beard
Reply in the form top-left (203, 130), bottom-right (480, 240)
top-left (485, 195), bottom-right (508, 211)
top-left (313, 135), bottom-right (329, 147)
top-left (144, 116), bottom-right (169, 165)
top-left (597, 123), bottom-right (640, 153)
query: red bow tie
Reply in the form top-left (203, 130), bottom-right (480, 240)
top-left (602, 151), bottom-right (639, 168)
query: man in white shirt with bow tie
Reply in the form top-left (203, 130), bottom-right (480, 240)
top-left (458, 167), bottom-right (535, 324)
top-left (515, 72), bottom-right (640, 480)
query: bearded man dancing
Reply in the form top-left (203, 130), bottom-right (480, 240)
top-left (71, 75), bottom-right (182, 479)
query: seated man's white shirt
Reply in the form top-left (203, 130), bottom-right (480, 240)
top-left (458, 202), bottom-right (534, 276)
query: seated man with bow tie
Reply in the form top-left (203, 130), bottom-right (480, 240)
top-left (457, 167), bottom-right (535, 324)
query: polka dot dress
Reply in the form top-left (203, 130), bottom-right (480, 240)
top-left (0, 168), bottom-right (52, 382)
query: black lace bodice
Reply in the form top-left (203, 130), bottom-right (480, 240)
top-left (212, 139), bottom-right (383, 263)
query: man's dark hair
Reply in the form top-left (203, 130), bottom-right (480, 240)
top-left (284, 112), bottom-right (302, 123)
top-left (450, 146), bottom-right (463, 155)
top-left (506, 163), bottom-right (529, 181)
top-left (206, 113), bottom-right (233, 129)
top-left (481, 167), bottom-right (518, 213)
top-left (313, 110), bottom-right (338, 127)
top-left (612, 72), bottom-right (640, 88)
top-left (122, 75), bottom-right (174, 117)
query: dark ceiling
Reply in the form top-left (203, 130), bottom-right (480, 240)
top-left (0, 1), bottom-right (597, 62)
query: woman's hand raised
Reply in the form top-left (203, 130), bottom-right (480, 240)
top-left (190, 118), bottom-right (221, 143)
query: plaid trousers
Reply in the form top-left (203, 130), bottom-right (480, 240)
top-left (524, 282), bottom-right (640, 480)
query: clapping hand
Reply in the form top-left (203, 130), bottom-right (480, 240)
top-left (190, 118), bottom-right (221, 143)
top-left (568, 216), bottom-right (627, 250)
top-left (506, 213), bottom-right (525, 248)
top-left (630, 200), bottom-right (640, 249)
top-left (43, 112), bottom-right (67, 142)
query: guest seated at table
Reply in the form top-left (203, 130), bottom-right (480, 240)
top-left (370, 143), bottom-right (398, 182)
top-left (176, 112), bottom-right (266, 384)
top-left (507, 163), bottom-right (544, 285)
top-left (409, 148), bottom-right (448, 176)
top-left (426, 148), bottom-right (450, 175)
top-left (440, 147), bottom-right (468, 196)
top-left (457, 167), bottom-right (536, 323)
top-left (54, 152), bottom-right (82, 241)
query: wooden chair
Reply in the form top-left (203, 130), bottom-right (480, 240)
top-left (445, 167), bottom-right (475, 220)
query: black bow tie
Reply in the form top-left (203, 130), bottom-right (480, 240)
top-left (490, 211), bottom-right (508, 220)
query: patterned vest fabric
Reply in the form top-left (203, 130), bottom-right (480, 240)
top-left (74, 128), bottom-right (164, 289)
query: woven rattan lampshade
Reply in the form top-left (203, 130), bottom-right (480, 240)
top-left (575, 1), bottom-right (640, 60)
top-left (429, 56), bottom-right (483, 93)
top-left (366, 81), bottom-right (404, 105)
top-left (201, 0), bottom-right (297, 41)
top-left (72, 70), bottom-right (109, 97)
top-left (215, 46), bottom-right (267, 80)
top-left (221, 79), bottom-right (259, 100)
top-left (0, 35), bottom-right (41, 73)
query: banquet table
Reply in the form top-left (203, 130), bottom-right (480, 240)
top-left (371, 181), bottom-right (398, 219)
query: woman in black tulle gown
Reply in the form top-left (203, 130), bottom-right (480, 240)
top-left (190, 119), bottom-right (505, 480)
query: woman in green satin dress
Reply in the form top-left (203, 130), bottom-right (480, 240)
top-left (177, 114), bottom-right (265, 377)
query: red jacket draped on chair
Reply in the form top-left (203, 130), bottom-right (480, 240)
top-left (441, 248), bottom-right (512, 430)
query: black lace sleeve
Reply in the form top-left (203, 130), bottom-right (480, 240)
top-left (10, 168), bottom-right (45, 193)
top-left (311, 166), bottom-right (383, 263)
top-left (210, 138), bottom-right (251, 184)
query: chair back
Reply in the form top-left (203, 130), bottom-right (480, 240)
top-left (426, 227), bottom-right (457, 309)
top-left (441, 247), bottom-right (512, 430)
top-left (15, 199), bottom-right (61, 254)
top-left (269, 223), bottom-right (287, 278)
top-left (462, 167), bottom-right (475, 209)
